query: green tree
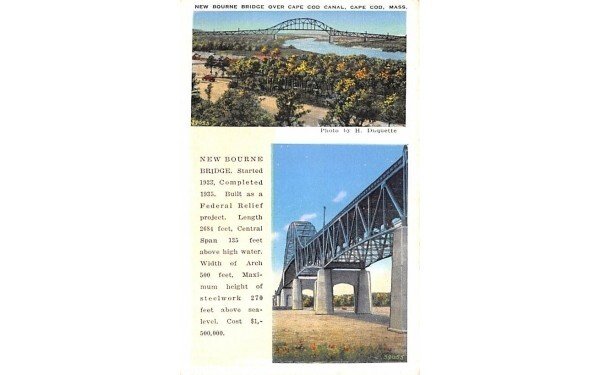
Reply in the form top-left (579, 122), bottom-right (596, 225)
top-left (203, 89), bottom-right (275, 126)
top-left (204, 82), bottom-right (213, 102)
top-left (217, 56), bottom-right (231, 77)
top-left (190, 94), bottom-right (212, 126)
top-left (274, 90), bottom-right (310, 126)
top-left (302, 294), bottom-right (314, 308)
top-left (204, 55), bottom-right (216, 74)
top-left (379, 93), bottom-right (405, 125)
top-left (372, 292), bottom-right (391, 307)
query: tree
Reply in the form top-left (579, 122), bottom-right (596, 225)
top-left (372, 292), bottom-right (391, 306)
top-left (274, 91), bottom-right (310, 126)
top-left (204, 82), bottom-right (213, 102)
top-left (216, 56), bottom-right (230, 77)
top-left (204, 55), bottom-right (216, 74)
top-left (302, 294), bottom-right (313, 307)
top-left (191, 94), bottom-right (212, 126)
top-left (379, 93), bottom-right (405, 125)
top-left (202, 89), bottom-right (275, 126)
top-left (322, 84), bottom-right (379, 126)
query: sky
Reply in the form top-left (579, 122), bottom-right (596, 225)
top-left (271, 144), bottom-right (405, 294)
top-left (193, 11), bottom-right (406, 36)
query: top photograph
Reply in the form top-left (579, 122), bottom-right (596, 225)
top-left (191, 11), bottom-right (407, 127)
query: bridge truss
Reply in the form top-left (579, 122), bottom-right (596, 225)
top-left (196, 17), bottom-right (405, 41)
top-left (277, 146), bottom-right (408, 294)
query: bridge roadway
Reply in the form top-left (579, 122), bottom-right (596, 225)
top-left (273, 146), bottom-right (408, 333)
top-left (196, 17), bottom-right (406, 42)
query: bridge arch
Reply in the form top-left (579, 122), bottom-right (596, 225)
top-left (283, 221), bottom-right (316, 266)
top-left (269, 18), bottom-right (333, 35)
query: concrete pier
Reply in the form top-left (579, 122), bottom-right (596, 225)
top-left (315, 269), bottom-right (334, 314)
top-left (292, 278), bottom-right (303, 310)
top-left (313, 269), bottom-right (373, 315)
top-left (281, 288), bottom-right (292, 307)
top-left (355, 269), bottom-right (373, 314)
top-left (389, 226), bottom-right (408, 333)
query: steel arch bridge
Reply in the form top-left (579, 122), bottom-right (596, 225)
top-left (276, 146), bottom-right (408, 296)
top-left (196, 17), bottom-right (405, 41)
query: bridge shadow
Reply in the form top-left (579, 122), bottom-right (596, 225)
top-left (332, 307), bottom-right (390, 326)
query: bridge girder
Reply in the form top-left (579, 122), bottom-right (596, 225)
top-left (196, 17), bottom-right (405, 41)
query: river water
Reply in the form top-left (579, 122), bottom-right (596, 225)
top-left (282, 38), bottom-right (406, 60)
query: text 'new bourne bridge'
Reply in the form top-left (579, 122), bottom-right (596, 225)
top-left (196, 17), bottom-right (406, 42)
top-left (273, 146), bottom-right (408, 333)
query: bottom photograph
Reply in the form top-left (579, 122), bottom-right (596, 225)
top-left (271, 144), bottom-right (408, 363)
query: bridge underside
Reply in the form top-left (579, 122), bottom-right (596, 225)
top-left (274, 226), bottom-right (408, 332)
top-left (279, 229), bottom-right (395, 290)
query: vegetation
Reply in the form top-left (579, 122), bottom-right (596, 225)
top-left (273, 341), bottom-right (405, 363)
top-left (192, 33), bottom-right (298, 54)
top-left (302, 294), bottom-right (314, 308)
top-left (333, 294), bottom-right (354, 307)
top-left (191, 35), bottom-right (406, 126)
top-left (228, 54), bottom-right (405, 125)
top-left (372, 292), bottom-right (391, 307)
top-left (192, 33), bottom-right (405, 54)
top-left (204, 82), bottom-right (213, 102)
top-left (337, 38), bottom-right (406, 53)
top-left (275, 90), bottom-right (310, 126)
top-left (330, 293), bottom-right (392, 307)
top-left (191, 86), bottom-right (275, 126)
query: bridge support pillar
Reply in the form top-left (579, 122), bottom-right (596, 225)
top-left (355, 269), bottom-right (373, 314)
top-left (389, 226), bottom-right (408, 333)
top-left (315, 269), bottom-right (333, 315)
top-left (313, 282), bottom-right (318, 311)
top-left (292, 278), bottom-right (303, 310)
top-left (281, 288), bottom-right (292, 308)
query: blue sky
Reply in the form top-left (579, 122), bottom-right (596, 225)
top-left (271, 144), bottom-right (404, 283)
top-left (193, 11), bottom-right (406, 35)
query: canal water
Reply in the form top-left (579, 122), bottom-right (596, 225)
top-left (282, 38), bottom-right (406, 60)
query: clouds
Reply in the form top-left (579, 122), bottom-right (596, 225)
top-left (299, 213), bottom-right (318, 221)
top-left (272, 232), bottom-right (280, 242)
top-left (332, 190), bottom-right (347, 203)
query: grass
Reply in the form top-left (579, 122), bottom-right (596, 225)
top-left (272, 308), bottom-right (407, 363)
top-left (273, 340), bottom-right (406, 363)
